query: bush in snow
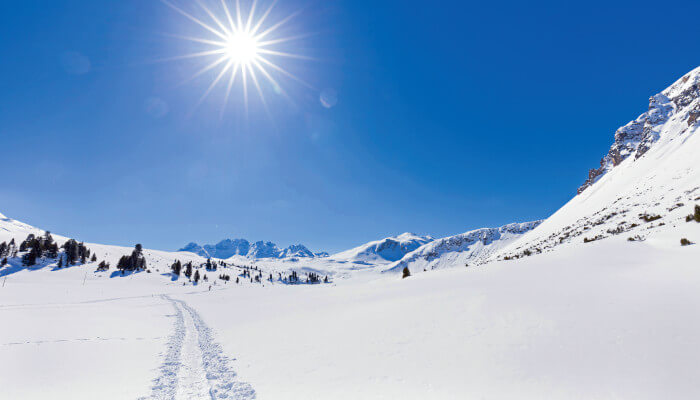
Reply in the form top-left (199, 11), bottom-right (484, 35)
top-left (680, 238), bottom-right (693, 246)
top-left (402, 267), bottom-right (411, 279)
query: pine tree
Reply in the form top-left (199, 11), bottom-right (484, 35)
top-left (171, 260), bottom-right (182, 276)
top-left (402, 267), bottom-right (411, 279)
top-left (695, 205), bottom-right (700, 222)
top-left (57, 256), bottom-right (63, 268)
top-left (194, 270), bottom-right (200, 284)
top-left (91, 254), bottom-right (97, 262)
top-left (1, 257), bottom-right (7, 267)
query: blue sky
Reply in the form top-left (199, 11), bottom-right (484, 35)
top-left (1, 0), bottom-right (699, 253)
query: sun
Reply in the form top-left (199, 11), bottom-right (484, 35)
top-left (224, 32), bottom-right (259, 65)
top-left (161, 0), bottom-right (312, 114)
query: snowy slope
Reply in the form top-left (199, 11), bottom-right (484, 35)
top-left (331, 232), bottom-right (434, 263)
top-left (3, 231), bottom-right (699, 400)
top-left (499, 66), bottom-right (700, 260)
top-left (385, 221), bottom-right (541, 274)
top-left (0, 212), bottom-right (69, 246)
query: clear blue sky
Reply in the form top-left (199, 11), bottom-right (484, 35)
top-left (1, 0), bottom-right (699, 253)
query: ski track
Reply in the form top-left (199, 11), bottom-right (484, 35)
top-left (143, 295), bottom-right (256, 400)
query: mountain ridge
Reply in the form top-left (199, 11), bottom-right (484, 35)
top-left (179, 238), bottom-right (321, 260)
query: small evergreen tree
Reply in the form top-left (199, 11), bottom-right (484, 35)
top-left (171, 260), bottom-right (182, 276)
top-left (402, 267), bottom-right (411, 279)
top-left (57, 256), bottom-right (63, 268)
top-left (96, 260), bottom-right (110, 272)
top-left (91, 254), bottom-right (97, 262)
top-left (194, 270), bottom-right (200, 284)
top-left (1, 257), bottom-right (7, 267)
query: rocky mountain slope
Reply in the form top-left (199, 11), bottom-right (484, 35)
top-left (385, 221), bottom-right (541, 274)
top-left (500, 66), bottom-right (700, 260)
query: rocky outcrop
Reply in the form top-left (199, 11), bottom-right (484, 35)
top-left (578, 67), bottom-right (700, 194)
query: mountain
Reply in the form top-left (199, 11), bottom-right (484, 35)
top-left (279, 244), bottom-right (315, 258)
top-left (499, 66), bottom-right (700, 260)
top-left (385, 221), bottom-right (542, 274)
top-left (179, 238), bottom-right (319, 260)
top-left (331, 232), bottom-right (434, 263)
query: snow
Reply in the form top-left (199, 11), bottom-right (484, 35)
top-left (2, 228), bottom-right (699, 399)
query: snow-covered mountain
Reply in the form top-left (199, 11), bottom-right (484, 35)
top-left (499, 66), bottom-right (700, 260)
top-left (385, 221), bottom-right (542, 274)
top-left (331, 232), bottom-right (434, 263)
top-left (279, 244), bottom-right (315, 258)
top-left (179, 238), bottom-right (320, 260)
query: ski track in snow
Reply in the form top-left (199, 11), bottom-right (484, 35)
top-left (144, 295), bottom-right (256, 400)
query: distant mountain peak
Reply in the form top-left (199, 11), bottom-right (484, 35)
top-left (332, 232), bottom-right (434, 263)
top-left (179, 238), bottom-right (321, 260)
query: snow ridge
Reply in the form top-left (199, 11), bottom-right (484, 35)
top-left (385, 221), bottom-right (542, 274)
top-left (332, 232), bottom-right (434, 263)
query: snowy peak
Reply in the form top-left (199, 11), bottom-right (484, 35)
top-left (578, 66), bottom-right (700, 194)
top-left (179, 238), bottom-right (320, 260)
top-left (247, 241), bottom-right (281, 259)
top-left (385, 221), bottom-right (542, 274)
top-left (279, 244), bottom-right (315, 258)
top-left (502, 66), bottom-right (700, 261)
top-left (179, 242), bottom-right (208, 257)
top-left (332, 232), bottom-right (434, 263)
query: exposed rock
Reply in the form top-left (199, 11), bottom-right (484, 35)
top-left (578, 67), bottom-right (700, 194)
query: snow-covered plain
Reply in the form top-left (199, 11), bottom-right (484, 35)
top-left (2, 226), bottom-right (699, 399)
top-left (1, 66), bottom-right (700, 399)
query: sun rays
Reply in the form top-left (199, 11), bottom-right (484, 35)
top-left (161, 0), bottom-right (312, 115)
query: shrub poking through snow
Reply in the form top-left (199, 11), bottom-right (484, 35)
top-left (402, 267), bottom-right (411, 279)
top-left (680, 238), bottom-right (693, 246)
top-left (640, 213), bottom-right (662, 222)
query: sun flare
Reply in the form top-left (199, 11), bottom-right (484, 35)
top-left (225, 32), bottom-right (260, 64)
top-left (161, 0), bottom-right (312, 114)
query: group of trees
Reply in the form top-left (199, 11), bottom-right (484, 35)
top-left (20, 232), bottom-right (60, 266)
top-left (278, 270), bottom-right (329, 284)
top-left (205, 258), bottom-right (217, 271)
top-left (116, 244), bottom-right (147, 273)
top-left (61, 239), bottom-right (93, 266)
top-left (0, 239), bottom-right (17, 266)
top-left (0, 232), bottom-right (94, 268)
